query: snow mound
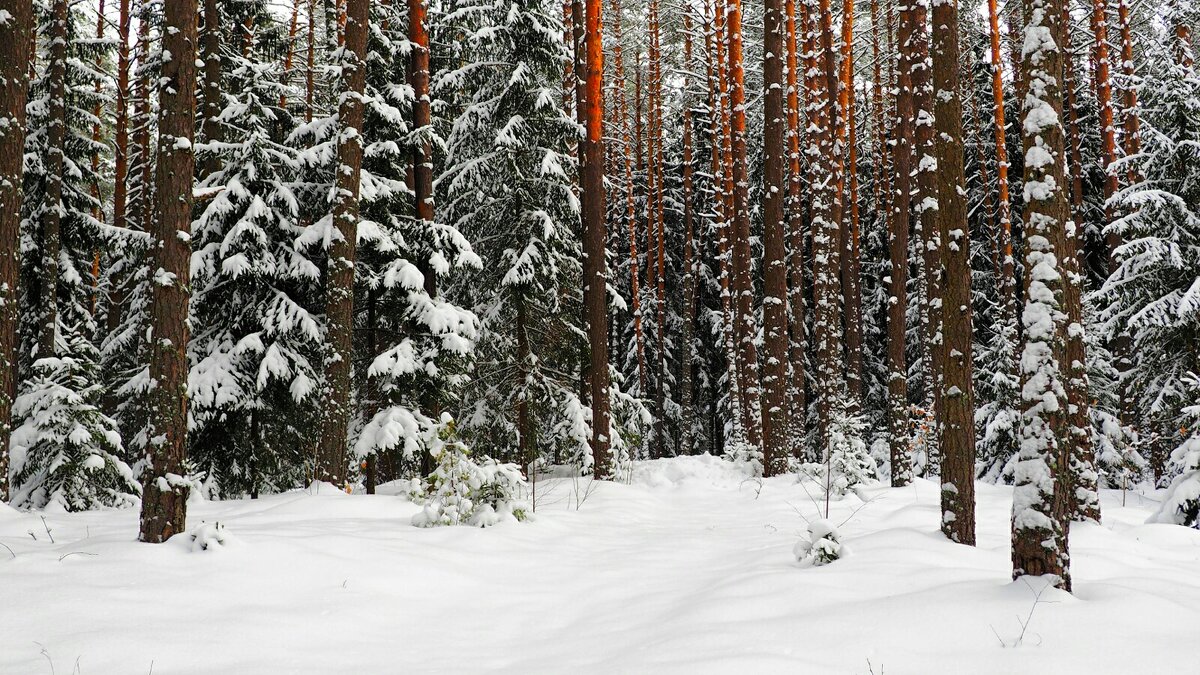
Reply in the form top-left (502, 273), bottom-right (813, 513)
top-left (627, 453), bottom-right (754, 488)
top-left (794, 519), bottom-right (848, 566)
top-left (185, 522), bottom-right (235, 552)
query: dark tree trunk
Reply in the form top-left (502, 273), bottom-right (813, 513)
top-left (582, 0), bottom-right (611, 477)
top-left (784, 0), bottom-right (807, 457)
top-left (889, 0), bottom-right (916, 486)
top-left (314, 0), bottom-right (368, 486)
top-left (932, 0), bottom-right (976, 545)
top-left (760, 0), bottom-right (789, 476)
top-left (38, 0), bottom-right (69, 359)
top-left (139, 0), bottom-right (199, 543)
top-left (0, 0), bottom-right (33, 503)
top-left (198, 0), bottom-right (223, 179)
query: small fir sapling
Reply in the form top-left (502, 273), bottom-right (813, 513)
top-left (794, 519), bottom-right (848, 566)
top-left (411, 416), bottom-right (530, 527)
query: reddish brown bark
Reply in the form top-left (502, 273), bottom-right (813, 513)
top-left (728, 0), bottom-right (762, 449)
top-left (582, 0), bottom-right (612, 476)
top-left (987, 0), bottom-right (1015, 325)
top-left (785, 0), bottom-right (806, 453)
top-left (680, 11), bottom-right (699, 455)
top-left (306, 0), bottom-right (317, 123)
top-left (0, 0), bottom-right (34, 502)
top-left (839, 0), bottom-right (863, 406)
top-left (139, 0), bottom-right (199, 543)
top-left (315, 0), bottom-right (369, 485)
top-left (913, 0), bottom-right (941, 427)
top-left (281, 0), bottom-right (302, 108)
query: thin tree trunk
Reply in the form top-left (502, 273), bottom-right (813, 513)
top-left (139, 0), bottom-right (199, 543)
top-left (932, 0), bottom-right (976, 545)
top-left (679, 11), bottom-right (698, 456)
top-left (785, 0), bottom-right (807, 456)
top-left (199, 0), bottom-right (223, 180)
top-left (811, 0), bottom-right (846, 437)
top-left (760, 0), bottom-right (789, 475)
top-left (90, 0), bottom-right (107, 314)
top-left (727, 0), bottom-right (762, 449)
top-left (107, 0), bottom-right (132, 335)
top-left (315, 0), bottom-right (368, 485)
top-left (281, 0), bottom-right (302, 108)
top-left (306, 0), bottom-right (317, 123)
top-left (912, 0), bottom-right (940, 430)
top-left (582, 0), bottom-right (612, 476)
top-left (889, 0), bottom-right (917, 486)
top-left (838, 0), bottom-right (863, 406)
top-left (987, 0), bottom-right (1015, 327)
top-left (0, 0), bottom-right (34, 502)
top-left (37, 0), bottom-right (69, 358)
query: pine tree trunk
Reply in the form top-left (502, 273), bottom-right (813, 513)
top-left (838, 0), bottom-right (863, 407)
top-left (810, 0), bottom-right (846, 437)
top-left (727, 0), bottom-right (761, 450)
top-left (38, 0), bottom-right (69, 358)
top-left (679, 12), bottom-right (698, 456)
top-left (582, 0), bottom-right (611, 476)
top-left (912, 0), bottom-right (941, 431)
top-left (281, 0), bottom-right (302, 108)
top-left (139, 0), bottom-right (199, 543)
top-left (306, 0), bottom-right (317, 122)
top-left (1011, 0), bottom-right (1072, 590)
top-left (89, 0), bottom-right (107, 314)
top-left (760, 0), bottom-right (789, 475)
top-left (785, 0), bottom-right (807, 456)
top-left (889, 0), bottom-right (917, 486)
top-left (315, 0), bottom-right (368, 486)
top-left (932, 0), bottom-right (976, 545)
top-left (1062, 9), bottom-right (1101, 523)
top-left (987, 0), bottom-right (1015, 329)
top-left (199, 0), bottom-right (224, 180)
top-left (107, 0), bottom-right (132, 336)
top-left (0, 0), bottom-right (33, 503)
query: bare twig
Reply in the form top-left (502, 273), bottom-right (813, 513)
top-left (0, 541), bottom-right (15, 560)
top-left (40, 516), bottom-right (55, 544)
top-left (58, 552), bottom-right (99, 562)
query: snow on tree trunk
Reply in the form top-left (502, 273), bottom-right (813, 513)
top-left (1010, 0), bottom-right (1073, 590)
top-left (140, 0), bottom-right (199, 543)
top-left (0, 0), bottom-right (33, 503)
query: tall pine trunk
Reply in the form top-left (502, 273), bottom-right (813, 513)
top-left (38, 0), bottom-right (69, 358)
top-left (582, 0), bottom-right (612, 477)
top-left (315, 0), bottom-right (369, 485)
top-left (0, 0), bottom-right (34, 502)
top-left (679, 12), bottom-right (698, 456)
top-left (198, 0), bottom-right (223, 180)
top-left (760, 0), bottom-right (789, 475)
top-left (889, 0), bottom-right (917, 486)
top-left (139, 0), bottom-right (199, 543)
top-left (784, 0), bottom-right (807, 456)
top-left (838, 0), bottom-right (863, 406)
top-left (1011, 0), bottom-right (1072, 591)
top-left (932, 0), bottom-right (976, 545)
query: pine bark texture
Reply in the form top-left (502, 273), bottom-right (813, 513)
top-left (0, 0), bottom-right (34, 502)
top-left (932, 0), bottom-right (976, 545)
top-left (583, 0), bottom-right (612, 477)
top-left (315, 0), bottom-right (369, 485)
top-left (1011, 0), bottom-right (1072, 590)
top-left (140, 0), bottom-right (199, 543)
top-left (760, 0), bottom-right (789, 475)
top-left (784, 0), bottom-right (807, 455)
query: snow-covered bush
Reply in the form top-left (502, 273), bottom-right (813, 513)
top-left (794, 520), bottom-right (848, 567)
top-left (9, 356), bottom-right (140, 511)
top-left (411, 419), bottom-right (529, 527)
top-left (1150, 433), bottom-right (1200, 528)
top-left (826, 405), bottom-right (877, 495)
top-left (186, 522), bottom-right (235, 552)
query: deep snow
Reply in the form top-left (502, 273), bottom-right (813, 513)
top-left (1, 455), bottom-right (1197, 674)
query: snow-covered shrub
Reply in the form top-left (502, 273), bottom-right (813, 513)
top-left (186, 522), bottom-right (235, 552)
top-left (1150, 434), bottom-right (1200, 528)
top-left (794, 520), bottom-right (848, 567)
top-left (411, 419), bottom-right (529, 527)
top-left (826, 405), bottom-right (877, 495)
top-left (9, 356), bottom-right (140, 511)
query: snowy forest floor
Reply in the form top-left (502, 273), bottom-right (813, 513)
top-left (1, 455), bottom-right (1197, 674)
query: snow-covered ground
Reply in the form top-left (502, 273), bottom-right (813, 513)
top-left (2, 455), bottom-right (1196, 674)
